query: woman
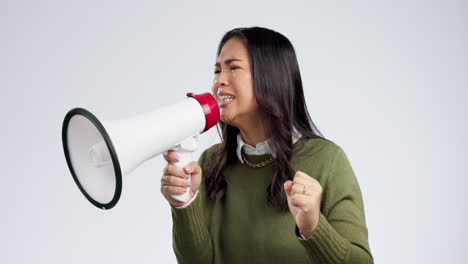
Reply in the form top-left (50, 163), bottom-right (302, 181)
top-left (160, 27), bottom-right (373, 264)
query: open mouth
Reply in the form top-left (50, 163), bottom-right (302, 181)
top-left (218, 95), bottom-right (235, 103)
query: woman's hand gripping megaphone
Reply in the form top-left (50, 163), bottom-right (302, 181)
top-left (160, 136), bottom-right (202, 207)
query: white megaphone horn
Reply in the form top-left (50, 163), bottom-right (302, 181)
top-left (62, 92), bottom-right (220, 210)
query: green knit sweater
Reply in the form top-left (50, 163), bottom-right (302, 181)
top-left (170, 137), bottom-right (373, 264)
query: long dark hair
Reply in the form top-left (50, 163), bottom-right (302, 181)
top-left (205, 27), bottom-right (331, 211)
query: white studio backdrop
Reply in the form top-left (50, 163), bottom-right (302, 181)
top-left (1, 0), bottom-right (467, 263)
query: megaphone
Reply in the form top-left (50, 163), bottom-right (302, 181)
top-left (61, 92), bottom-right (220, 210)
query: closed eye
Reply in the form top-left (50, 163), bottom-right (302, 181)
top-left (214, 66), bottom-right (241, 74)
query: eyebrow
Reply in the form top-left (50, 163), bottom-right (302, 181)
top-left (214, 58), bottom-right (242, 67)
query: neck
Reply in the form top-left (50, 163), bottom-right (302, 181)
top-left (238, 121), bottom-right (268, 147)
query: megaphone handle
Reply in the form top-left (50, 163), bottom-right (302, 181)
top-left (171, 150), bottom-right (193, 203)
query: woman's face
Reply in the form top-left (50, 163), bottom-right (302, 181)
top-left (212, 37), bottom-right (261, 127)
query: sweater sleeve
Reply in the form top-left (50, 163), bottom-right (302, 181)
top-left (170, 150), bottom-right (213, 264)
top-left (296, 146), bottom-right (374, 264)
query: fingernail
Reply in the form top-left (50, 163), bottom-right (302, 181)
top-left (171, 152), bottom-right (179, 162)
top-left (183, 165), bottom-right (192, 173)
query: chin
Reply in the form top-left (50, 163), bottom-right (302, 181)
top-left (220, 117), bottom-right (231, 125)
top-left (220, 111), bottom-right (229, 123)
top-left (220, 116), bottom-right (235, 127)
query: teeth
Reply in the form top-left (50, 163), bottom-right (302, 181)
top-left (218, 95), bottom-right (235, 103)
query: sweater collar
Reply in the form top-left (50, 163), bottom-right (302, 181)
top-left (236, 127), bottom-right (302, 164)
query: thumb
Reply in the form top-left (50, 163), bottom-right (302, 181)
top-left (284, 180), bottom-right (293, 197)
top-left (183, 161), bottom-right (202, 193)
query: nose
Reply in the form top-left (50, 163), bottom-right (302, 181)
top-left (215, 70), bottom-right (230, 87)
